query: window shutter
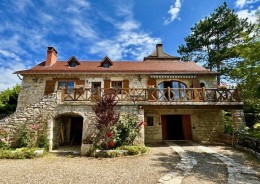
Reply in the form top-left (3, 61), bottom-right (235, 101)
top-left (147, 78), bottom-right (157, 100)
top-left (44, 80), bottom-right (56, 95)
top-left (123, 79), bottom-right (129, 93)
top-left (192, 79), bottom-right (201, 101)
top-left (104, 79), bottom-right (111, 94)
top-left (76, 80), bottom-right (85, 87)
top-left (192, 79), bottom-right (200, 88)
top-left (104, 80), bottom-right (110, 89)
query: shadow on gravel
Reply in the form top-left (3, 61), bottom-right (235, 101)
top-left (182, 150), bottom-right (227, 184)
top-left (148, 143), bottom-right (180, 174)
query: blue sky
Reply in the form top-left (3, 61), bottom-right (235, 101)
top-left (0, 0), bottom-right (259, 91)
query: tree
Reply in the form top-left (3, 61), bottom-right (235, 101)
top-left (0, 85), bottom-right (20, 115)
top-left (231, 12), bottom-right (260, 112)
top-left (92, 91), bottom-right (119, 149)
top-left (178, 2), bottom-right (253, 84)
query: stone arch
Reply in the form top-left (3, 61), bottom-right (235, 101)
top-left (50, 111), bottom-right (85, 151)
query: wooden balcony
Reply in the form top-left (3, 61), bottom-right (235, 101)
top-left (61, 87), bottom-right (241, 104)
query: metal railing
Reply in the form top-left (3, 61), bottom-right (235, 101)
top-left (61, 87), bottom-right (241, 103)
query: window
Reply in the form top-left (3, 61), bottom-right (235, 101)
top-left (103, 63), bottom-right (110, 68)
top-left (111, 81), bottom-right (122, 94)
top-left (58, 81), bottom-right (75, 93)
top-left (158, 81), bottom-right (187, 100)
top-left (147, 117), bottom-right (154, 126)
top-left (69, 61), bottom-right (78, 67)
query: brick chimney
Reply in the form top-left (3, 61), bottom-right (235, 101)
top-left (156, 43), bottom-right (163, 57)
top-left (45, 47), bottom-right (58, 66)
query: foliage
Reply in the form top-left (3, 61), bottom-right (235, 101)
top-left (253, 122), bottom-right (260, 130)
top-left (0, 128), bottom-right (9, 149)
top-left (178, 2), bottom-right (253, 84)
top-left (231, 13), bottom-right (260, 113)
top-left (223, 111), bottom-right (233, 135)
top-left (117, 145), bottom-right (149, 156)
top-left (86, 145), bottom-right (148, 158)
top-left (0, 85), bottom-right (20, 115)
top-left (0, 148), bottom-right (44, 159)
top-left (92, 91), bottom-right (119, 150)
top-left (114, 113), bottom-right (143, 146)
top-left (11, 121), bottom-right (49, 149)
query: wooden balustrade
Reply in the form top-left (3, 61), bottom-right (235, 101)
top-left (61, 87), bottom-right (241, 103)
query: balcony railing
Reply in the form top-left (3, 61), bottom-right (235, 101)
top-left (61, 87), bottom-right (241, 103)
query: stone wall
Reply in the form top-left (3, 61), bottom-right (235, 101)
top-left (144, 108), bottom-right (224, 143)
top-left (0, 92), bottom-right (59, 134)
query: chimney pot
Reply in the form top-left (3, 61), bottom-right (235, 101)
top-left (45, 47), bottom-right (58, 66)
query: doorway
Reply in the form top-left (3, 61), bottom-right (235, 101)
top-left (53, 114), bottom-right (83, 150)
top-left (70, 117), bottom-right (83, 145)
top-left (162, 115), bottom-right (192, 140)
top-left (91, 82), bottom-right (101, 100)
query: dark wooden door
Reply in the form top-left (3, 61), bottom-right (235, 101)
top-left (182, 115), bottom-right (192, 140)
top-left (161, 115), bottom-right (167, 140)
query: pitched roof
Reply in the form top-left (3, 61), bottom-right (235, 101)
top-left (15, 60), bottom-right (216, 75)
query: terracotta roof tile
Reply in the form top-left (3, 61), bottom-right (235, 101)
top-left (15, 60), bottom-right (216, 75)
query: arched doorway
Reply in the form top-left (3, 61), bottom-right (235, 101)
top-left (53, 113), bottom-right (83, 151)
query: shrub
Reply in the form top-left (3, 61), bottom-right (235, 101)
top-left (11, 122), bottom-right (49, 149)
top-left (114, 113), bottom-right (143, 146)
top-left (0, 148), bottom-right (44, 159)
top-left (118, 145), bottom-right (149, 156)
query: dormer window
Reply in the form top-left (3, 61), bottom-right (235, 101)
top-left (69, 61), bottom-right (78, 67)
top-left (101, 56), bottom-right (113, 68)
top-left (67, 56), bottom-right (80, 68)
top-left (103, 63), bottom-right (110, 68)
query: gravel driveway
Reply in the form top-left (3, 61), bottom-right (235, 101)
top-left (0, 144), bottom-right (179, 184)
top-left (0, 142), bottom-right (259, 184)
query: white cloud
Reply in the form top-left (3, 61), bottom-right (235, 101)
top-left (236, 7), bottom-right (260, 23)
top-left (235, 0), bottom-right (259, 8)
top-left (117, 20), bottom-right (140, 31)
top-left (89, 31), bottom-right (161, 60)
top-left (0, 50), bottom-right (26, 91)
top-left (0, 49), bottom-right (21, 62)
top-left (65, 0), bottom-right (90, 13)
top-left (70, 19), bottom-right (97, 40)
top-left (164, 0), bottom-right (182, 25)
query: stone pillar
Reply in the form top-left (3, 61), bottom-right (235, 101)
top-left (231, 109), bottom-right (246, 129)
top-left (137, 108), bottom-right (145, 145)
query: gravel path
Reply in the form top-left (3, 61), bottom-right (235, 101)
top-left (0, 144), bottom-right (179, 184)
top-left (0, 142), bottom-right (259, 184)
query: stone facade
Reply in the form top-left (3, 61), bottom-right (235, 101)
top-left (144, 108), bottom-right (223, 143)
top-left (1, 71), bottom-right (245, 153)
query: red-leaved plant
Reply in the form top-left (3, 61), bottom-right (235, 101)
top-left (92, 91), bottom-right (119, 149)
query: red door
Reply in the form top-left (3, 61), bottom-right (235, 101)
top-left (182, 115), bottom-right (192, 140)
top-left (161, 115), bottom-right (167, 140)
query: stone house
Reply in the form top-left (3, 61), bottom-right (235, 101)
top-left (0, 44), bottom-right (243, 153)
